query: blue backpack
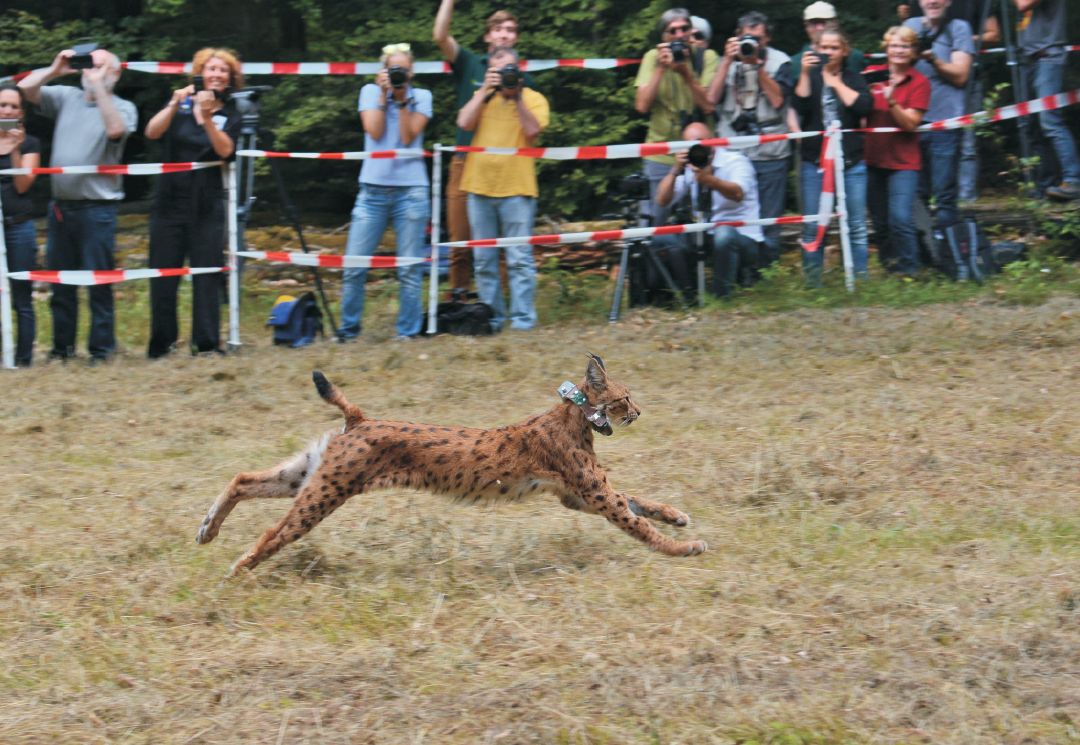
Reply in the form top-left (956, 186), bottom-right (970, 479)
top-left (267, 292), bottom-right (323, 348)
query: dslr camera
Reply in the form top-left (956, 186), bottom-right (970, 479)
top-left (738, 34), bottom-right (763, 61)
top-left (811, 51), bottom-right (830, 66)
top-left (69, 42), bottom-right (98, 70)
top-left (668, 40), bottom-right (689, 64)
top-left (387, 65), bottom-right (409, 88)
top-left (686, 144), bottom-right (712, 169)
top-left (917, 26), bottom-right (940, 54)
top-left (497, 63), bottom-right (521, 90)
top-left (193, 75), bottom-right (229, 101)
top-left (730, 109), bottom-right (762, 135)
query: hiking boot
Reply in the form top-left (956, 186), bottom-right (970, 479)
top-left (1045, 182), bottom-right (1080, 201)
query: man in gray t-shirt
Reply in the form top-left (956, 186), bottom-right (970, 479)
top-left (18, 48), bottom-right (137, 362)
top-left (1015, 0), bottom-right (1079, 200)
top-left (904, 0), bottom-right (974, 230)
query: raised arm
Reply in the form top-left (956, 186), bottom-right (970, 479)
top-left (433, 0), bottom-right (460, 62)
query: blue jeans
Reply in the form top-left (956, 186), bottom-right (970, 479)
top-left (711, 226), bottom-right (759, 297)
top-left (1025, 54), bottom-right (1080, 186)
top-left (5, 220), bottom-right (38, 365)
top-left (339, 184), bottom-right (430, 338)
top-left (918, 129), bottom-right (962, 230)
top-left (467, 194), bottom-right (537, 331)
top-left (46, 201), bottom-right (118, 359)
top-left (867, 167), bottom-right (921, 275)
top-left (800, 160), bottom-right (868, 285)
top-left (752, 158), bottom-right (788, 262)
top-left (958, 79), bottom-right (984, 201)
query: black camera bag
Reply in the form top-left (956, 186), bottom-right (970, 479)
top-left (435, 291), bottom-right (495, 335)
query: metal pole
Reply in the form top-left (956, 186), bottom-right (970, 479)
top-left (226, 162), bottom-right (241, 349)
top-left (831, 124), bottom-right (855, 292)
top-left (426, 145), bottom-right (443, 335)
top-left (0, 187), bottom-right (14, 369)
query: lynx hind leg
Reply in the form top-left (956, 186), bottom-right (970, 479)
top-left (228, 471), bottom-right (352, 576)
top-left (196, 430), bottom-right (335, 545)
top-left (596, 493), bottom-right (706, 557)
top-left (625, 494), bottom-right (690, 527)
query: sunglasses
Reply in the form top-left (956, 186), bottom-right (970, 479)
top-left (690, 31), bottom-right (706, 40)
top-left (667, 24), bottom-right (691, 34)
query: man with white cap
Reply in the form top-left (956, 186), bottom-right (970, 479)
top-left (790, 1), bottom-right (866, 77)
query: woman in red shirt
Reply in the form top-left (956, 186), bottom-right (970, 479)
top-left (865, 26), bottom-right (930, 276)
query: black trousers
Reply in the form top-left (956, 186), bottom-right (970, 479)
top-left (148, 197), bottom-right (225, 357)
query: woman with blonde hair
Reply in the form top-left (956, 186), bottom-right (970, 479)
top-left (143, 48), bottom-right (244, 357)
top-left (337, 43), bottom-right (432, 341)
top-left (864, 26), bottom-right (930, 276)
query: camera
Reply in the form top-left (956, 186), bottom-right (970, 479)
top-left (811, 51), bottom-right (830, 66)
top-left (69, 42), bottom-right (98, 70)
top-left (917, 26), bottom-right (940, 54)
top-left (387, 65), bottom-right (409, 88)
top-left (687, 144), bottom-right (711, 169)
top-left (496, 64), bottom-right (521, 90)
top-left (0, 119), bottom-right (19, 131)
top-left (861, 65), bottom-right (890, 84)
top-left (669, 40), bottom-right (689, 64)
top-left (738, 34), bottom-right (762, 60)
top-left (730, 110), bottom-right (762, 135)
top-left (617, 172), bottom-right (650, 201)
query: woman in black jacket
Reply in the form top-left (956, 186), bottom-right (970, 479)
top-left (143, 48), bottom-right (243, 357)
top-left (792, 29), bottom-right (872, 286)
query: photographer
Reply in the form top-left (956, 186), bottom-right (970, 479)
top-left (656, 122), bottom-right (763, 298)
top-left (634, 8), bottom-right (718, 227)
top-left (338, 44), bottom-right (432, 341)
top-left (457, 47), bottom-right (549, 332)
top-left (18, 47), bottom-right (137, 364)
top-left (143, 48), bottom-right (243, 358)
top-left (792, 29), bottom-right (872, 286)
top-left (708, 11), bottom-right (793, 265)
top-left (0, 84), bottom-right (41, 366)
top-left (903, 0), bottom-right (974, 230)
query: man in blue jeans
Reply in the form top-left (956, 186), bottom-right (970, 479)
top-left (338, 45), bottom-right (432, 341)
top-left (19, 47), bottom-right (136, 363)
top-left (904, 0), bottom-right (973, 230)
top-left (457, 47), bottom-right (549, 331)
top-left (1014, 0), bottom-right (1080, 201)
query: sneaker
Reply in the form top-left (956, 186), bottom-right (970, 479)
top-left (1045, 182), bottom-right (1080, 201)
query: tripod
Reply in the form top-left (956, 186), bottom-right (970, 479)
top-left (997, 0), bottom-right (1035, 188)
top-left (231, 87), bottom-right (340, 339)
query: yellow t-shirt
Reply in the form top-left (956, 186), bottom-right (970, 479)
top-left (460, 87), bottom-right (550, 198)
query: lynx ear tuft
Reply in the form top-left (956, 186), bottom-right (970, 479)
top-left (585, 353), bottom-right (607, 390)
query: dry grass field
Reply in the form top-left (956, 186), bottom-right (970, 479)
top-left (2, 294), bottom-right (1079, 743)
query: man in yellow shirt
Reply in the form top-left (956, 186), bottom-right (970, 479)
top-left (458, 47), bottom-right (549, 331)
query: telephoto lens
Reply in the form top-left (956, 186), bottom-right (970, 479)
top-left (738, 34), bottom-right (760, 59)
top-left (687, 144), bottom-right (711, 169)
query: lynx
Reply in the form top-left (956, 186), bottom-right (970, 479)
top-left (197, 354), bottom-right (706, 575)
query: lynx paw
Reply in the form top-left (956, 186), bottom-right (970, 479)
top-left (196, 511), bottom-right (217, 544)
top-left (684, 540), bottom-right (707, 556)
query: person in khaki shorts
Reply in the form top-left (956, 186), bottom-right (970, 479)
top-left (433, 1), bottom-right (524, 296)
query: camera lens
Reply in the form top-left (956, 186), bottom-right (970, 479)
top-left (387, 66), bottom-right (408, 88)
top-left (687, 144), bottom-right (711, 169)
top-left (670, 40), bottom-right (688, 63)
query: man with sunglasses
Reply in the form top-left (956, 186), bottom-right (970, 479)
top-left (634, 8), bottom-right (718, 227)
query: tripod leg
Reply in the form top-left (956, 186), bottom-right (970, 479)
top-left (609, 245), bottom-right (629, 323)
top-left (645, 245), bottom-right (689, 311)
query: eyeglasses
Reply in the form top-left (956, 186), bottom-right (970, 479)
top-left (667, 24), bottom-right (691, 34)
top-left (690, 31), bottom-right (706, 40)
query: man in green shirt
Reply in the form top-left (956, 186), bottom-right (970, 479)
top-left (634, 7), bottom-right (718, 226)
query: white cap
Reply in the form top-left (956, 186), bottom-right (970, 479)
top-left (690, 15), bottom-right (712, 40)
top-left (803, 1), bottom-right (837, 20)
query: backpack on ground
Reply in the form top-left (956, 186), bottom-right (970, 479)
top-left (267, 292), bottom-right (324, 348)
top-left (435, 290), bottom-right (495, 335)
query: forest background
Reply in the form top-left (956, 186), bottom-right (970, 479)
top-left (2, 0), bottom-right (1079, 222)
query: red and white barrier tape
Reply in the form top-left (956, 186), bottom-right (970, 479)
top-left (438, 214), bottom-right (826, 250)
top-left (235, 149), bottom-right (427, 160)
top-left (120, 58), bottom-right (641, 76)
top-left (8, 267), bottom-right (227, 286)
top-left (801, 129), bottom-right (838, 254)
top-left (866, 44), bottom-right (1080, 60)
top-left (437, 132), bottom-right (819, 160)
top-left (920, 88), bottom-right (1080, 130)
top-left (0, 161), bottom-right (221, 176)
top-left (238, 251), bottom-right (430, 268)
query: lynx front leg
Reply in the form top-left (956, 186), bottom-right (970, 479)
top-left (197, 432), bottom-right (333, 545)
top-left (624, 494), bottom-right (690, 527)
top-left (593, 492), bottom-right (706, 557)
